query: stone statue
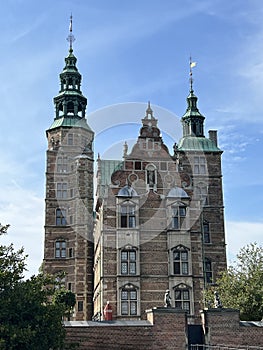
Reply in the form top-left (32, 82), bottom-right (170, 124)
top-left (164, 289), bottom-right (172, 308)
top-left (214, 291), bottom-right (223, 308)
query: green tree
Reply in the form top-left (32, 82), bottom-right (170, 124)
top-left (54, 288), bottom-right (76, 321)
top-left (205, 243), bottom-right (263, 321)
top-left (0, 223), bottom-right (74, 349)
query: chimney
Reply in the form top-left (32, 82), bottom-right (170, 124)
top-left (209, 130), bottom-right (218, 147)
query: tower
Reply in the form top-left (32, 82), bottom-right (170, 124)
top-left (43, 17), bottom-right (94, 320)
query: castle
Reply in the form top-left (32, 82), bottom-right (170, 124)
top-left (43, 20), bottom-right (227, 322)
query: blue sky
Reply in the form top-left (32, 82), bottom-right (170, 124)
top-left (0, 0), bottom-right (262, 277)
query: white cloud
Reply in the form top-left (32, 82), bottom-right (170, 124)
top-left (225, 220), bottom-right (263, 264)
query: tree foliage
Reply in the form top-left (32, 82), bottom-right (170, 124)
top-left (0, 224), bottom-right (75, 350)
top-left (205, 243), bottom-right (263, 321)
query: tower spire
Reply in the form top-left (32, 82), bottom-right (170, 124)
top-left (189, 56), bottom-right (197, 92)
top-left (67, 14), bottom-right (75, 52)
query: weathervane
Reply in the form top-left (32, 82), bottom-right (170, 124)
top-left (67, 14), bottom-right (75, 51)
top-left (189, 56), bottom-right (197, 91)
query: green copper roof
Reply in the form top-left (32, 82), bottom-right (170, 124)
top-left (48, 116), bottom-right (92, 132)
top-left (177, 136), bottom-right (222, 152)
top-left (100, 160), bottom-right (123, 186)
top-left (97, 159), bottom-right (123, 199)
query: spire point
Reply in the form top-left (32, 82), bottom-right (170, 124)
top-left (189, 56), bottom-right (197, 92)
top-left (67, 14), bottom-right (75, 51)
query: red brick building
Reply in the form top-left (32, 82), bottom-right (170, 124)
top-left (43, 23), bottom-right (227, 322)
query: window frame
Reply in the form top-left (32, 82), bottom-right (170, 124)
top-left (120, 202), bottom-right (136, 228)
top-left (203, 221), bottom-right (211, 244)
top-left (120, 286), bottom-right (138, 316)
top-left (56, 182), bottom-right (68, 199)
top-left (55, 240), bottom-right (67, 259)
top-left (174, 287), bottom-right (191, 314)
top-left (204, 258), bottom-right (213, 284)
top-left (172, 204), bottom-right (186, 230)
top-left (120, 249), bottom-right (137, 275)
top-left (193, 156), bottom-right (206, 175)
top-left (173, 246), bottom-right (189, 275)
top-left (56, 208), bottom-right (67, 226)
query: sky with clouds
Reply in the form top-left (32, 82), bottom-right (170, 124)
top-left (0, 0), bottom-right (262, 277)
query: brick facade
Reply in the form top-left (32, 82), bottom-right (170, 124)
top-left (64, 308), bottom-right (263, 349)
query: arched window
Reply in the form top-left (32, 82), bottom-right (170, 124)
top-left (173, 245), bottom-right (189, 275)
top-left (120, 285), bottom-right (138, 316)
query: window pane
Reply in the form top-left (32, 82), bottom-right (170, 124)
top-left (179, 207), bottom-right (186, 217)
top-left (194, 164), bottom-right (199, 173)
top-left (130, 302), bottom-right (137, 315)
top-left (129, 262), bottom-right (136, 274)
top-left (130, 290), bottom-right (137, 300)
top-left (181, 251), bottom-right (188, 260)
top-left (121, 251), bottom-right (128, 260)
top-left (129, 216), bottom-right (136, 227)
top-left (173, 217), bottom-right (179, 229)
top-left (55, 250), bottom-right (60, 258)
top-left (121, 216), bottom-right (127, 227)
top-left (174, 262), bottom-right (180, 274)
top-left (129, 251), bottom-right (136, 261)
top-left (182, 290), bottom-right (189, 300)
top-left (121, 262), bottom-right (128, 274)
top-left (121, 206), bottom-right (128, 214)
top-left (121, 302), bottom-right (128, 315)
top-left (175, 290), bottom-right (181, 300)
top-left (128, 206), bottom-right (135, 215)
top-left (182, 262), bottom-right (188, 275)
top-left (121, 291), bottom-right (128, 300)
top-left (61, 249), bottom-right (66, 258)
top-left (183, 302), bottom-right (190, 312)
top-left (174, 251), bottom-right (180, 260)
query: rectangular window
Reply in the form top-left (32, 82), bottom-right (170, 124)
top-left (173, 249), bottom-right (189, 275)
top-left (77, 301), bottom-right (84, 312)
top-left (57, 156), bottom-right (68, 173)
top-left (203, 222), bottom-right (210, 243)
top-left (205, 258), bottom-right (213, 284)
top-left (193, 156), bottom-right (206, 174)
top-left (172, 206), bottom-right (186, 229)
top-left (160, 162), bottom-right (167, 171)
top-left (175, 289), bottom-right (190, 313)
top-left (120, 205), bottom-right (136, 228)
top-left (68, 133), bottom-right (73, 145)
top-left (57, 183), bottom-right (67, 199)
top-left (121, 289), bottom-right (137, 316)
top-left (55, 240), bottom-right (66, 258)
top-left (56, 209), bottom-right (67, 226)
top-left (121, 250), bottom-right (136, 275)
top-left (135, 161), bottom-right (141, 170)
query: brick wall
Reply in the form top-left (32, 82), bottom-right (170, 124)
top-left (65, 307), bottom-right (187, 350)
top-left (201, 308), bottom-right (263, 348)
